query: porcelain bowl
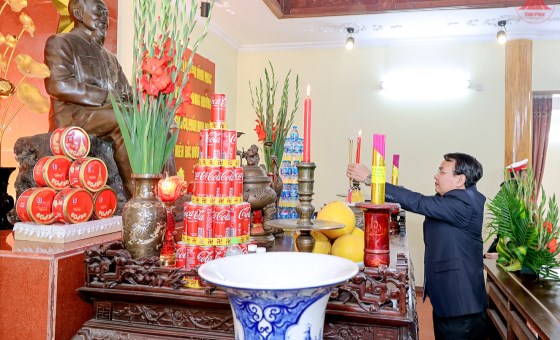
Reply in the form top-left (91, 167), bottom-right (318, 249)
top-left (198, 252), bottom-right (359, 340)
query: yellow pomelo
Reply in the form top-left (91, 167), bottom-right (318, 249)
top-left (311, 230), bottom-right (331, 254)
top-left (331, 233), bottom-right (364, 262)
top-left (351, 227), bottom-right (364, 238)
top-left (316, 201), bottom-right (355, 240)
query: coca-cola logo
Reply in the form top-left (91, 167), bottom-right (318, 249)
top-left (233, 170), bottom-right (243, 181)
top-left (189, 209), bottom-right (204, 221)
top-left (239, 207), bottom-right (251, 219)
top-left (208, 131), bottom-right (221, 143)
top-left (211, 97), bottom-right (226, 107)
top-left (194, 169), bottom-right (205, 181)
top-left (207, 169), bottom-right (220, 181)
top-left (214, 209), bottom-right (230, 222)
top-left (220, 169), bottom-right (234, 181)
top-left (223, 133), bottom-right (236, 144)
top-left (197, 250), bottom-right (214, 263)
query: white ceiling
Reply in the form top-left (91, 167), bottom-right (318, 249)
top-left (205, 0), bottom-right (560, 50)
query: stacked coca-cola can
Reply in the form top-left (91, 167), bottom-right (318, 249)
top-left (177, 94), bottom-right (254, 275)
top-left (16, 126), bottom-right (117, 225)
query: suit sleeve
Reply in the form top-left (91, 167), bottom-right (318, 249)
top-left (385, 183), bottom-right (473, 228)
top-left (44, 35), bottom-right (108, 106)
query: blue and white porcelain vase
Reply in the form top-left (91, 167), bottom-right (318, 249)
top-left (198, 252), bottom-right (359, 340)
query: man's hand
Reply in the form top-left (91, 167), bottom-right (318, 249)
top-left (346, 163), bottom-right (371, 183)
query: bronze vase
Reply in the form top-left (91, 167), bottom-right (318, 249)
top-left (122, 174), bottom-right (167, 259)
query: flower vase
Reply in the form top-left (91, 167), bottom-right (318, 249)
top-left (122, 174), bottom-right (167, 259)
top-left (0, 167), bottom-right (15, 230)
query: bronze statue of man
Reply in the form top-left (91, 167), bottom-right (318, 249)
top-left (44, 0), bottom-right (134, 198)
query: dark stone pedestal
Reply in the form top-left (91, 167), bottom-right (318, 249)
top-left (12, 133), bottom-right (126, 218)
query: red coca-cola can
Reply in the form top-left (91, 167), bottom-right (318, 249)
top-left (184, 202), bottom-right (198, 237)
top-left (219, 167), bottom-right (234, 197)
top-left (221, 130), bottom-right (237, 160)
top-left (240, 243), bottom-right (249, 254)
top-left (233, 167), bottom-right (243, 197)
top-left (197, 204), bottom-right (213, 238)
top-left (207, 129), bottom-right (222, 159)
top-left (50, 126), bottom-right (90, 159)
top-left (211, 93), bottom-right (226, 123)
top-left (53, 187), bottom-right (94, 224)
top-left (16, 187), bottom-right (57, 224)
top-left (33, 155), bottom-right (72, 190)
top-left (212, 205), bottom-right (230, 238)
top-left (230, 204), bottom-right (243, 237)
top-left (199, 129), bottom-right (208, 159)
top-left (185, 244), bottom-right (199, 270)
top-left (193, 165), bottom-right (206, 197)
top-left (197, 245), bottom-right (215, 266)
top-left (214, 245), bottom-right (228, 259)
top-left (175, 241), bottom-right (188, 269)
top-left (69, 157), bottom-right (108, 192)
top-left (240, 202), bottom-right (251, 236)
top-left (205, 166), bottom-right (220, 197)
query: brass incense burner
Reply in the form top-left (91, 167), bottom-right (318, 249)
top-left (241, 145), bottom-right (277, 248)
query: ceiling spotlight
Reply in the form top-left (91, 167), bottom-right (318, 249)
top-left (345, 27), bottom-right (355, 50)
top-left (201, 1), bottom-right (211, 18)
top-left (496, 20), bottom-right (507, 45)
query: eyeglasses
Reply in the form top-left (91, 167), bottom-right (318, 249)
top-left (437, 169), bottom-right (456, 175)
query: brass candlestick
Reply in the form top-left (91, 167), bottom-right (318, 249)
top-left (267, 162), bottom-right (342, 252)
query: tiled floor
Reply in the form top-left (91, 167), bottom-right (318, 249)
top-left (416, 291), bottom-right (435, 339)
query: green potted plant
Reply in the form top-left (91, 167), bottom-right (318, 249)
top-left (486, 168), bottom-right (559, 278)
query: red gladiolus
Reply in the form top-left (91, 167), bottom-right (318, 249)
top-left (549, 238), bottom-right (557, 253)
top-left (254, 120), bottom-right (266, 141)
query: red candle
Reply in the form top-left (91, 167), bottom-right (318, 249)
top-left (356, 130), bottom-right (362, 164)
top-left (303, 84), bottom-right (311, 162)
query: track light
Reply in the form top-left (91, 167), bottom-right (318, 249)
top-left (345, 27), bottom-right (355, 50)
top-left (201, 1), bottom-right (211, 18)
top-left (496, 20), bottom-right (507, 45)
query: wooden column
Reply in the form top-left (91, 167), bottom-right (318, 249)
top-left (505, 39), bottom-right (533, 167)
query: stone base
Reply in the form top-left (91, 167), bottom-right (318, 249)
top-left (13, 216), bottom-right (122, 243)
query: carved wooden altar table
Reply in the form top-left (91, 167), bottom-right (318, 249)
top-left (74, 231), bottom-right (418, 340)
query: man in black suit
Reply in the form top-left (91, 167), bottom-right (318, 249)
top-left (44, 0), bottom-right (134, 198)
top-left (347, 153), bottom-right (488, 339)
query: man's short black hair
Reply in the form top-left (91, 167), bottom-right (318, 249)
top-left (444, 152), bottom-right (483, 188)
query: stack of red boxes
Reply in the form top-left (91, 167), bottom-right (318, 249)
top-left (177, 94), bottom-right (252, 287)
top-left (16, 126), bottom-right (118, 225)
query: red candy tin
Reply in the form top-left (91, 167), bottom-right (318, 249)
top-left (33, 155), bottom-right (72, 190)
top-left (53, 187), bottom-right (94, 224)
top-left (50, 126), bottom-right (90, 159)
top-left (69, 157), bottom-right (108, 192)
top-left (92, 186), bottom-right (117, 219)
top-left (16, 187), bottom-right (57, 224)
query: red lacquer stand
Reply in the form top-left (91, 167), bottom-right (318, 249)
top-left (355, 202), bottom-right (400, 267)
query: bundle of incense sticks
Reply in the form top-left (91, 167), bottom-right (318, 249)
top-left (371, 134), bottom-right (386, 204)
top-left (391, 154), bottom-right (400, 185)
top-left (347, 138), bottom-right (364, 203)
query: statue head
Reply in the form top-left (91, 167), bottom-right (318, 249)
top-left (69, 0), bottom-right (109, 46)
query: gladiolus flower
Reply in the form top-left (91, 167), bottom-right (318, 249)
top-left (7, 0), bottom-right (27, 12)
top-left (16, 82), bottom-right (50, 113)
top-left (548, 238), bottom-right (557, 253)
top-left (15, 54), bottom-right (50, 78)
top-left (19, 12), bottom-right (35, 37)
top-left (254, 119), bottom-right (266, 142)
